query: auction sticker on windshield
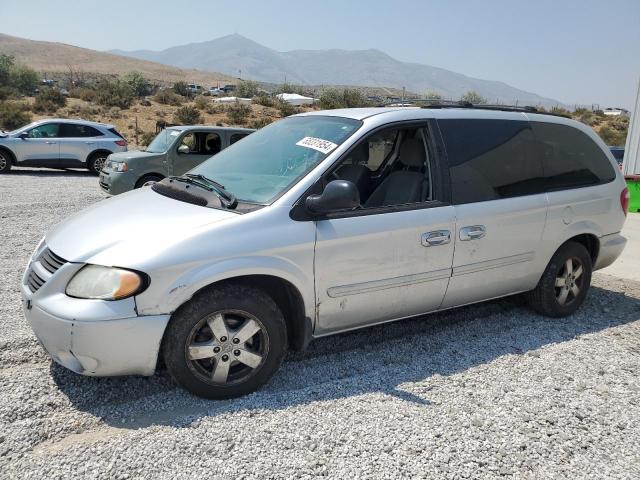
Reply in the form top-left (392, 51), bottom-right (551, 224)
top-left (296, 136), bottom-right (338, 154)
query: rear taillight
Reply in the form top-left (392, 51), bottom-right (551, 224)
top-left (115, 139), bottom-right (127, 147)
top-left (621, 187), bottom-right (630, 216)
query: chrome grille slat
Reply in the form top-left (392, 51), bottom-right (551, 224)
top-left (26, 246), bottom-right (68, 293)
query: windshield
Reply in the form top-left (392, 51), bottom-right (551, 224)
top-left (146, 129), bottom-right (181, 153)
top-left (190, 116), bottom-right (362, 204)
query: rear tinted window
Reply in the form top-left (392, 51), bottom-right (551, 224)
top-left (230, 133), bottom-right (249, 145)
top-left (60, 124), bottom-right (102, 137)
top-left (108, 127), bottom-right (124, 139)
top-left (531, 122), bottom-right (615, 190)
top-left (439, 119), bottom-right (543, 204)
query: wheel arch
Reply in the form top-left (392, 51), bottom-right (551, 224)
top-left (0, 146), bottom-right (17, 165)
top-left (85, 148), bottom-right (113, 164)
top-left (135, 172), bottom-right (166, 188)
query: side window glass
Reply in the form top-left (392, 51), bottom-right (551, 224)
top-left (331, 126), bottom-right (432, 208)
top-left (28, 123), bottom-right (59, 138)
top-left (531, 122), bottom-right (615, 190)
top-left (204, 133), bottom-right (221, 154)
top-left (178, 133), bottom-right (197, 153)
top-left (439, 119), bottom-right (543, 204)
top-left (60, 124), bottom-right (102, 137)
top-left (230, 133), bottom-right (248, 145)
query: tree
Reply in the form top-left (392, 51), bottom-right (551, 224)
top-left (0, 54), bottom-right (39, 94)
top-left (460, 91), bottom-right (487, 104)
top-left (123, 72), bottom-right (153, 97)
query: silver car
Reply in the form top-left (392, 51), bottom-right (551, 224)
top-left (22, 107), bottom-right (628, 399)
top-left (0, 119), bottom-right (127, 174)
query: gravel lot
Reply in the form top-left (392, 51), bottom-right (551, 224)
top-left (1, 169), bottom-right (639, 479)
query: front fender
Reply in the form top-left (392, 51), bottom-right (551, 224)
top-left (136, 255), bottom-right (315, 320)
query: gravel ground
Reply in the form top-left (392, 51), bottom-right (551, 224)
top-left (1, 169), bottom-right (639, 479)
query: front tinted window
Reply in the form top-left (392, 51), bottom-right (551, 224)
top-left (27, 123), bottom-right (60, 138)
top-left (192, 116), bottom-right (362, 204)
top-left (439, 119), bottom-right (543, 204)
top-left (146, 129), bottom-right (181, 153)
top-left (60, 124), bottom-right (102, 137)
top-left (531, 122), bottom-right (616, 190)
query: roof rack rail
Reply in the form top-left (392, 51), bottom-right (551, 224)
top-left (418, 101), bottom-right (572, 118)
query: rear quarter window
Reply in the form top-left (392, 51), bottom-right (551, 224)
top-left (438, 119), bottom-right (544, 204)
top-left (531, 122), bottom-right (616, 190)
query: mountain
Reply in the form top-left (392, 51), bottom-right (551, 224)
top-left (111, 34), bottom-right (562, 106)
top-left (0, 33), bottom-right (236, 86)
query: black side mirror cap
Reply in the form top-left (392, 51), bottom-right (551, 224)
top-left (305, 179), bottom-right (361, 215)
top-left (18, 132), bottom-right (28, 139)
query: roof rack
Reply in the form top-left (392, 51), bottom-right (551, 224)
top-left (418, 100), bottom-right (572, 118)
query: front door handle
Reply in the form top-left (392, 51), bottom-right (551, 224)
top-left (45, 141), bottom-right (57, 144)
top-left (421, 230), bottom-right (451, 247)
top-left (459, 225), bottom-right (486, 241)
top-left (85, 141), bottom-right (96, 145)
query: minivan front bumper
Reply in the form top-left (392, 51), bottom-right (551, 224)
top-left (99, 169), bottom-right (137, 195)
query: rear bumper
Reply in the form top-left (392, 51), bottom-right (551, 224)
top-left (24, 302), bottom-right (170, 376)
top-left (594, 232), bottom-right (627, 271)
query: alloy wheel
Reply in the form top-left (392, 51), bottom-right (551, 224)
top-left (554, 257), bottom-right (584, 306)
top-left (93, 156), bottom-right (107, 172)
top-left (185, 310), bottom-right (269, 385)
top-left (0, 154), bottom-right (7, 170)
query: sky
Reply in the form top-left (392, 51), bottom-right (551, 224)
top-left (1, 0), bottom-right (639, 107)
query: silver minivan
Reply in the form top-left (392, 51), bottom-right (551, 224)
top-left (22, 106), bottom-right (628, 399)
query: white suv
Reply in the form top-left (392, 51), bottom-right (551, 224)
top-left (0, 119), bottom-right (127, 174)
top-left (21, 106), bottom-right (628, 399)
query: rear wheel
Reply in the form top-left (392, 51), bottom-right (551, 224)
top-left (87, 152), bottom-right (109, 175)
top-left (135, 174), bottom-right (164, 188)
top-left (162, 283), bottom-right (288, 399)
top-left (527, 241), bottom-right (592, 317)
top-left (0, 150), bottom-right (12, 173)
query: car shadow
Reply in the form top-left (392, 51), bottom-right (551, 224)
top-left (50, 281), bottom-right (640, 430)
top-left (4, 168), bottom-right (94, 178)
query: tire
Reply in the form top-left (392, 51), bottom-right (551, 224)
top-left (162, 283), bottom-right (288, 399)
top-left (135, 174), bottom-right (164, 188)
top-left (87, 151), bottom-right (109, 175)
top-left (0, 149), bottom-right (13, 173)
top-left (527, 241), bottom-right (592, 317)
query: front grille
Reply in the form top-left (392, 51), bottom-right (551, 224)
top-left (99, 179), bottom-right (110, 191)
top-left (26, 247), bottom-right (67, 293)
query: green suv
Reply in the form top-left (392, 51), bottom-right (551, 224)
top-left (99, 126), bottom-right (254, 195)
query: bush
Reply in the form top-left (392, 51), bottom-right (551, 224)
top-left (140, 131), bottom-right (156, 146)
top-left (33, 88), bottom-right (67, 113)
top-left (275, 99), bottom-right (300, 117)
top-left (253, 93), bottom-right (276, 107)
top-left (249, 117), bottom-right (273, 129)
top-left (598, 125), bottom-right (627, 147)
top-left (0, 55), bottom-right (39, 95)
top-left (173, 105), bottom-right (202, 125)
top-left (69, 87), bottom-right (97, 102)
top-left (319, 88), bottom-right (370, 109)
top-left (0, 102), bottom-right (32, 130)
top-left (235, 80), bottom-right (259, 98)
top-left (460, 91), bottom-right (487, 104)
top-left (154, 89), bottom-right (183, 106)
top-left (123, 71), bottom-right (153, 97)
top-left (173, 81), bottom-right (189, 97)
top-left (275, 82), bottom-right (305, 95)
top-left (194, 95), bottom-right (209, 110)
top-left (226, 102), bottom-right (251, 125)
top-left (95, 79), bottom-right (135, 108)
top-left (424, 91), bottom-right (443, 101)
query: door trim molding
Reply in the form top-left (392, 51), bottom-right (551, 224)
top-left (452, 251), bottom-right (535, 277)
top-left (327, 268), bottom-right (452, 298)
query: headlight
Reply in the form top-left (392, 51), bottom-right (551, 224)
top-left (66, 265), bottom-right (146, 300)
top-left (112, 162), bottom-right (128, 172)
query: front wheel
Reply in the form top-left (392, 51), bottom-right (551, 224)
top-left (87, 152), bottom-right (109, 175)
top-left (0, 150), bottom-right (12, 173)
top-left (162, 283), bottom-right (288, 399)
top-left (135, 174), bottom-right (164, 188)
top-left (527, 241), bottom-right (592, 317)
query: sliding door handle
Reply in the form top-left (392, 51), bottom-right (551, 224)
top-left (459, 225), bottom-right (486, 241)
top-left (421, 230), bottom-right (451, 247)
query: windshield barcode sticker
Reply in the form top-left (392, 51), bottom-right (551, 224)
top-left (296, 136), bottom-right (338, 154)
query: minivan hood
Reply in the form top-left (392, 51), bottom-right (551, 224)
top-left (46, 187), bottom-right (237, 264)
top-left (108, 150), bottom-right (163, 162)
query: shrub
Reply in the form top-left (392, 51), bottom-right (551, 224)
top-left (460, 91), bottom-right (487, 104)
top-left (0, 55), bottom-right (39, 94)
top-left (0, 86), bottom-right (13, 101)
top-left (550, 106), bottom-right (571, 117)
top-left (174, 105), bottom-right (202, 125)
top-left (249, 117), bottom-right (273, 129)
top-left (33, 88), bottom-right (67, 113)
top-left (235, 80), bottom-right (259, 98)
top-left (319, 88), bottom-right (370, 109)
top-left (154, 89), bottom-right (182, 106)
top-left (253, 93), bottom-right (276, 107)
top-left (424, 91), bottom-right (443, 100)
top-left (95, 79), bottom-right (135, 108)
top-left (275, 82), bottom-right (305, 95)
top-left (275, 99), bottom-right (300, 117)
top-left (69, 87), bottom-right (97, 102)
top-left (123, 71), bottom-right (153, 97)
top-left (0, 102), bottom-right (32, 130)
top-left (598, 125), bottom-right (627, 147)
top-left (194, 95), bottom-right (209, 110)
top-left (226, 102), bottom-right (251, 125)
top-left (173, 81), bottom-right (189, 97)
top-left (140, 131), bottom-right (156, 146)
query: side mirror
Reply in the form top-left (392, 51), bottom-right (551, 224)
top-left (18, 132), bottom-right (29, 139)
top-left (305, 180), bottom-right (360, 215)
top-left (177, 144), bottom-right (190, 154)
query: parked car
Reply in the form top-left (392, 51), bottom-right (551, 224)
top-left (22, 106), bottom-right (628, 399)
top-left (208, 87), bottom-right (225, 96)
top-left (609, 146), bottom-right (624, 169)
top-left (0, 119), bottom-right (127, 174)
top-left (99, 126), bottom-right (254, 195)
top-left (187, 84), bottom-right (204, 95)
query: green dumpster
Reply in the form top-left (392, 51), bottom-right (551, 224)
top-left (626, 175), bottom-right (640, 213)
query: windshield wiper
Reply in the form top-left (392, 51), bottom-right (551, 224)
top-left (171, 174), bottom-right (238, 209)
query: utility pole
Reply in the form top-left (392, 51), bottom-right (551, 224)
top-left (402, 87), bottom-right (405, 103)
